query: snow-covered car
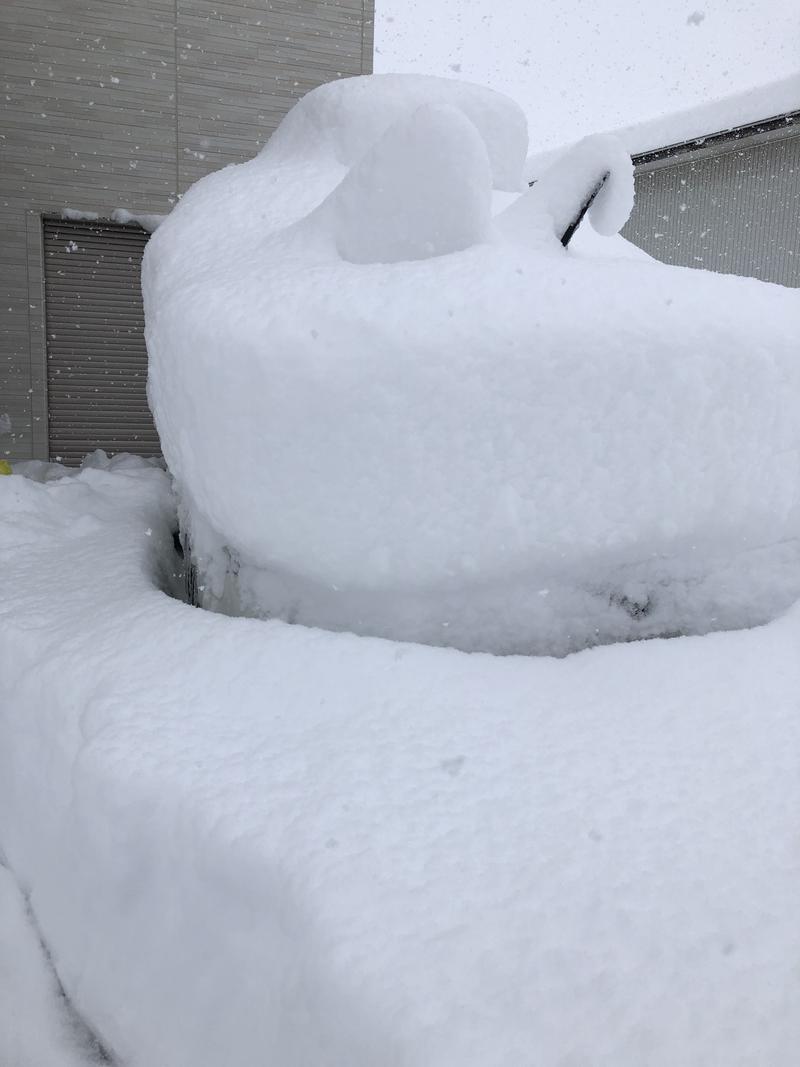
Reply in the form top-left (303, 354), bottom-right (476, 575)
top-left (143, 74), bottom-right (800, 656)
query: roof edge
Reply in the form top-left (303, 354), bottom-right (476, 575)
top-left (632, 109), bottom-right (800, 170)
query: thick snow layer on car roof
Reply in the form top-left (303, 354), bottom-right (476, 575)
top-left (143, 73), bottom-right (800, 657)
top-left (375, 0), bottom-right (800, 153)
top-left (2, 459), bottom-right (800, 1066)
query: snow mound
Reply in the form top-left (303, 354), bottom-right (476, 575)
top-left (2, 462), bottom-right (800, 1065)
top-left (264, 71), bottom-right (528, 192)
top-left (319, 102), bottom-right (493, 265)
top-left (143, 73), bottom-right (800, 656)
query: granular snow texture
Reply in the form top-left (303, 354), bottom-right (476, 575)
top-left (1, 459), bottom-right (800, 1066)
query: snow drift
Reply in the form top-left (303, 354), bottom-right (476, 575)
top-left (0, 862), bottom-right (106, 1067)
top-left (2, 460), bottom-right (800, 1066)
top-left (143, 73), bottom-right (800, 656)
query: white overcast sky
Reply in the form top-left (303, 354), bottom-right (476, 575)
top-left (374, 0), bottom-right (800, 150)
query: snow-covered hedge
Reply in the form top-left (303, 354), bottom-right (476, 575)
top-left (143, 74), bottom-right (800, 655)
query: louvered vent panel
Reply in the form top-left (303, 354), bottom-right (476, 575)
top-left (43, 218), bottom-right (161, 465)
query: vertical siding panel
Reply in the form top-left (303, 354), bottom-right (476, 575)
top-left (361, 0), bottom-right (375, 73)
top-left (0, 0), bottom-right (179, 461)
top-left (625, 135), bottom-right (800, 287)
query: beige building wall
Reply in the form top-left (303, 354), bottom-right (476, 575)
top-left (1, 0), bottom-right (374, 461)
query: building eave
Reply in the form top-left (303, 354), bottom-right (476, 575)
top-left (632, 109), bottom-right (800, 173)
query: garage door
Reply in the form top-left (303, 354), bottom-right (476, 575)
top-left (43, 217), bottom-right (161, 465)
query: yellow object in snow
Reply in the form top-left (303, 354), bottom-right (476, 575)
top-left (0, 460), bottom-right (12, 475)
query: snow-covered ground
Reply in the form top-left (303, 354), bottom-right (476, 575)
top-left (0, 860), bottom-right (106, 1067)
top-left (4, 60), bottom-right (799, 1067)
top-left (2, 457), bottom-right (800, 1065)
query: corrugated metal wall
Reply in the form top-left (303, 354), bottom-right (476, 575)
top-left (0, 0), bottom-right (375, 463)
top-left (43, 218), bottom-right (158, 465)
top-left (625, 133), bottom-right (800, 287)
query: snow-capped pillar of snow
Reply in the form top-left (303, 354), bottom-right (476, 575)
top-left (316, 103), bottom-right (493, 264)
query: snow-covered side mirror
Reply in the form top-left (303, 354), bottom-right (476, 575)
top-left (496, 134), bottom-right (633, 249)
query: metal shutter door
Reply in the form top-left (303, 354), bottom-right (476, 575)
top-left (43, 217), bottom-right (161, 465)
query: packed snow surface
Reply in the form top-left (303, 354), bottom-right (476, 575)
top-left (610, 72), bottom-right (800, 154)
top-left (144, 73), bottom-right (800, 655)
top-left (2, 459), bottom-right (800, 1065)
top-left (0, 862), bottom-right (105, 1067)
